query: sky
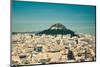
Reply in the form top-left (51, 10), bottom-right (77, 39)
top-left (12, 1), bottom-right (96, 35)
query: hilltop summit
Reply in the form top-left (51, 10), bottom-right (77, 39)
top-left (49, 23), bottom-right (67, 30)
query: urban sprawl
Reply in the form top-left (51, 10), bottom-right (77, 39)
top-left (12, 33), bottom-right (96, 65)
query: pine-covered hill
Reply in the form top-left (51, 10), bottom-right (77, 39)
top-left (37, 23), bottom-right (78, 37)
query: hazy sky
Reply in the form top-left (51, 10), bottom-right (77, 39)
top-left (12, 1), bottom-right (96, 35)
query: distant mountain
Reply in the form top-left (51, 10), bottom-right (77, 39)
top-left (12, 31), bottom-right (38, 34)
top-left (37, 23), bottom-right (78, 37)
